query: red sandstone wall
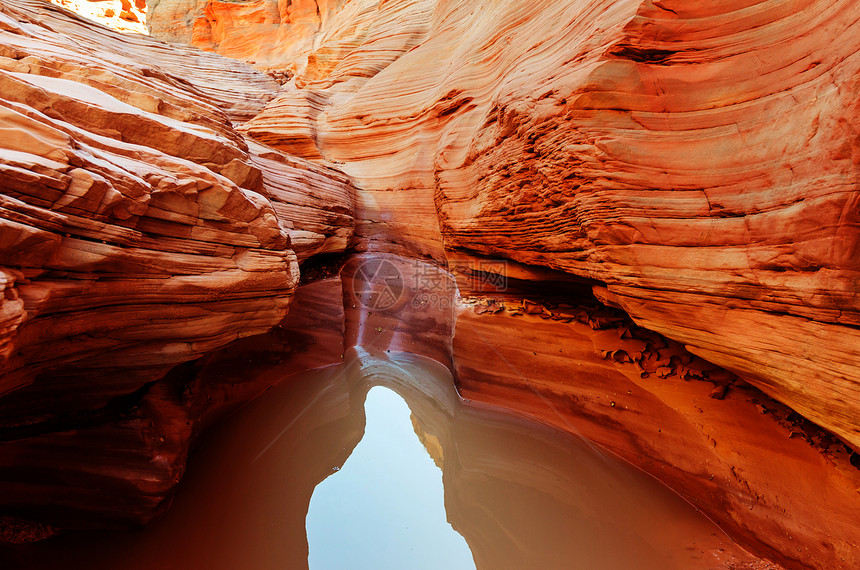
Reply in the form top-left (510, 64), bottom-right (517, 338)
top-left (0, 0), bottom-right (355, 533)
top-left (215, 0), bottom-right (860, 451)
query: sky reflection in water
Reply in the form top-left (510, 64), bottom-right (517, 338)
top-left (307, 386), bottom-right (475, 569)
top-left (6, 355), bottom-right (753, 570)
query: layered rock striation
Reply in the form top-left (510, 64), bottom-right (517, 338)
top-left (1, 0), bottom-right (858, 566)
top-left (197, 0), bottom-right (860, 451)
top-left (0, 0), bottom-right (354, 534)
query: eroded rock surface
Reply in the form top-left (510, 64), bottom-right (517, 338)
top-left (2, 0), bottom-right (859, 567)
top-left (147, 0), bottom-right (356, 72)
top-left (0, 0), bottom-right (354, 535)
top-left (196, 0), bottom-right (860, 451)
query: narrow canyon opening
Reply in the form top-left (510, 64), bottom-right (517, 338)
top-left (0, 0), bottom-right (859, 569)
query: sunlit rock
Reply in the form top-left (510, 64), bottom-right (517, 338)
top-left (50, 0), bottom-right (147, 35)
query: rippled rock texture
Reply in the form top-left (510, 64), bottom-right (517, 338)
top-left (178, 0), bottom-right (860, 452)
top-left (0, 0), bottom-right (353, 535)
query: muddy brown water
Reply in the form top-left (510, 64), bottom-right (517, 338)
top-left (9, 351), bottom-right (759, 569)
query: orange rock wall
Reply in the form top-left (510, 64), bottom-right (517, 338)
top-left (453, 298), bottom-right (860, 569)
top-left (147, 0), bottom-right (354, 71)
top-left (2, 0), bottom-right (857, 560)
top-left (0, 0), bottom-right (354, 533)
top-left (190, 0), bottom-right (860, 450)
top-left (0, 0), bottom-right (355, 398)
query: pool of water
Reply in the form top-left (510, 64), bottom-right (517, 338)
top-left (10, 351), bottom-right (754, 569)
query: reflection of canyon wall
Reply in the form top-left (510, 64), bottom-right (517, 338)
top-left (12, 343), bottom-right (767, 569)
top-left (160, 0), bottom-right (860, 452)
top-left (453, 299), bottom-right (860, 569)
top-left (0, 0), bottom-right (353, 535)
top-left (361, 352), bottom-right (767, 570)
top-left (314, 259), bottom-right (860, 569)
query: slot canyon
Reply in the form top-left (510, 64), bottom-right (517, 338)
top-left (0, 0), bottom-right (858, 568)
